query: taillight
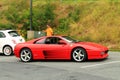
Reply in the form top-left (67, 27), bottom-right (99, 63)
top-left (12, 40), bottom-right (17, 44)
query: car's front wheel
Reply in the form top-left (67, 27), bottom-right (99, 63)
top-left (72, 48), bottom-right (87, 62)
top-left (3, 46), bottom-right (13, 56)
top-left (20, 48), bottom-right (32, 62)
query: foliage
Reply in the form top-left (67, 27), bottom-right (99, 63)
top-left (55, 18), bottom-right (70, 35)
top-left (32, 2), bottom-right (55, 31)
top-left (0, 0), bottom-right (120, 50)
top-left (0, 24), bottom-right (13, 30)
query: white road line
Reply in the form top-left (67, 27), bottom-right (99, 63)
top-left (81, 61), bottom-right (120, 68)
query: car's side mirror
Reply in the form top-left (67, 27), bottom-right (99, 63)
top-left (58, 40), bottom-right (66, 45)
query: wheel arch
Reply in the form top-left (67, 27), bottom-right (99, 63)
top-left (19, 47), bottom-right (32, 54)
top-left (71, 46), bottom-right (88, 60)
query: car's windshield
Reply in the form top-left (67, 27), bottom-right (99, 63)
top-left (62, 36), bottom-right (79, 43)
top-left (8, 31), bottom-right (20, 37)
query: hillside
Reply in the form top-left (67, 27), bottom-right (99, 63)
top-left (0, 0), bottom-right (120, 50)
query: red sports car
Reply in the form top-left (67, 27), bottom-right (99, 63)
top-left (14, 36), bottom-right (109, 62)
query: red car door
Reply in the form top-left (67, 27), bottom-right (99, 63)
top-left (42, 37), bottom-right (70, 59)
top-left (42, 44), bottom-right (70, 59)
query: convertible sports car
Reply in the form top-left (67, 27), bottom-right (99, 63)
top-left (14, 36), bottom-right (109, 62)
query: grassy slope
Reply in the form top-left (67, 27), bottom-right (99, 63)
top-left (1, 0), bottom-right (120, 50)
top-left (53, 1), bottom-right (120, 50)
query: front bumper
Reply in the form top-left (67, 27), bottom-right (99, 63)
top-left (87, 50), bottom-right (109, 60)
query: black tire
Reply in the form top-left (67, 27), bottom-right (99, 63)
top-left (20, 48), bottom-right (32, 62)
top-left (3, 46), bottom-right (13, 56)
top-left (72, 48), bottom-right (87, 62)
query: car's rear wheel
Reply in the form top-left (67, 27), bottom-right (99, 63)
top-left (3, 46), bottom-right (13, 56)
top-left (20, 48), bottom-right (32, 62)
top-left (72, 48), bottom-right (87, 62)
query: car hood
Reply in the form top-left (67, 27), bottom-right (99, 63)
top-left (74, 42), bottom-right (108, 51)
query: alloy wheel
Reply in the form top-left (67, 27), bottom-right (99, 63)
top-left (72, 48), bottom-right (87, 62)
top-left (20, 48), bottom-right (32, 62)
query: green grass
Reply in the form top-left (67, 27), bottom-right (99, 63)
top-left (53, 1), bottom-right (120, 50)
top-left (1, 0), bottom-right (120, 50)
top-left (109, 49), bottom-right (120, 52)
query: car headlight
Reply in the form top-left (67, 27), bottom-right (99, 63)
top-left (100, 51), bottom-right (105, 55)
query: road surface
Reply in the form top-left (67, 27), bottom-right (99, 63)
top-left (0, 52), bottom-right (120, 80)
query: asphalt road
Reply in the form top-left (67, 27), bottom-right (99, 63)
top-left (0, 52), bottom-right (120, 80)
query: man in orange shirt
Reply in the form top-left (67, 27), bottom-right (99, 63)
top-left (44, 25), bottom-right (53, 36)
